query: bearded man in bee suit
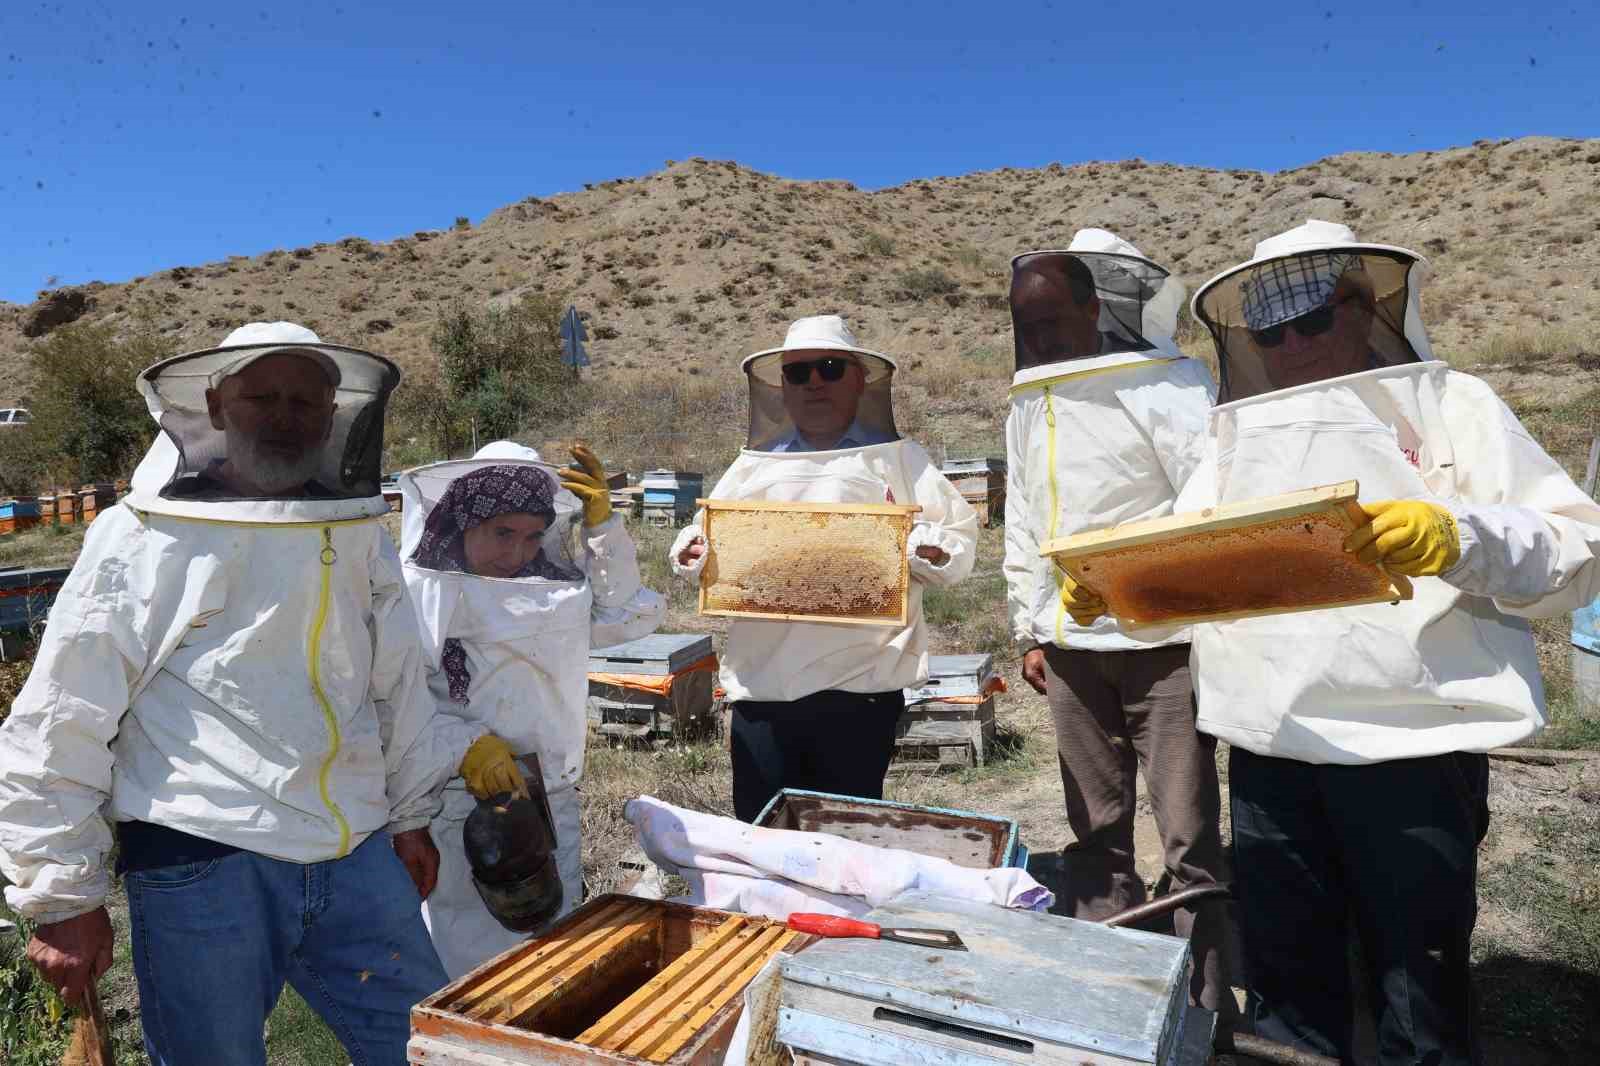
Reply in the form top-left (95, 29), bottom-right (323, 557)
top-left (0, 322), bottom-right (524, 1065)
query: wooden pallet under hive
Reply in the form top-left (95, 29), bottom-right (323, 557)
top-left (1039, 480), bottom-right (1413, 628)
top-left (411, 896), bottom-right (804, 1066)
top-left (697, 499), bottom-right (920, 627)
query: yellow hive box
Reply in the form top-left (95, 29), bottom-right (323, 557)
top-left (697, 499), bottom-right (921, 627)
top-left (1039, 480), bottom-right (1412, 628)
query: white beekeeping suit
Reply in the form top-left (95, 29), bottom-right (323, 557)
top-left (1003, 229), bottom-right (1215, 653)
top-left (1182, 220), bottom-right (1600, 763)
top-left (400, 442), bottom-right (664, 979)
top-left (0, 323), bottom-right (481, 924)
top-left (670, 316), bottom-right (978, 703)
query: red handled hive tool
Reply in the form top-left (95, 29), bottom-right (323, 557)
top-left (787, 912), bottom-right (967, 951)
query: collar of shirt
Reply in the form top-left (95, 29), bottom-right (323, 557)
top-left (767, 421), bottom-right (893, 453)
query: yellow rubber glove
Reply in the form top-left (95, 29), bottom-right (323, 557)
top-left (459, 735), bottom-right (528, 800)
top-left (1342, 500), bottom-right (1462, 577)
top-left (1061, 571), bottom-right (1108, 627)
top-left (557, 444), bottom-right (613, 527)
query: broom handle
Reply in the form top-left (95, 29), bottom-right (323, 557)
top-left (75, 980), bottom-right (114, 1066)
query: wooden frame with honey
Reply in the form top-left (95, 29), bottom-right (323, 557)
top-left (695, 499), bottom-right (922, 628)
top-left (1039, 481), bottom-right (1413, 628)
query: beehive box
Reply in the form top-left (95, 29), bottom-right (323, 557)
top-left (778, 891), bottom-right (1195, 1066)
top-left (77, 484), bottom-right (117, 523)
top-left (642, 471), bottom-right (704, 528)
top-left (753, 789), bottom-right (1025, 869)
top-left (410, 895), bottom-right (804, 1066)
top-left (896, 654), bottom-right (999, 768)
top-left (0, 498), bottom-right (41, 536)
top-left (941, 457), bottom-right (1006, 528)
top-left (588, 634), bottom-right (717, 742)
top-left (1040, 481), bottom-right (1413, 628)
top-left (698, 500), bottom-right (921, 627)
top-left (0, 566), bottom-right (70, 634)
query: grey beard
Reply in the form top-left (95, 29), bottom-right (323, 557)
top-left (224, 426), bottom-right (324, 495)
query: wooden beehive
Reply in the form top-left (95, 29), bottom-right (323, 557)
top-left (587, 634), bottom-right (717, 742)
top-left (410, 896), bottom-right (804, 1066)
top-left (941, 457), bottom-right (1006, 528)
top-left (697, 499), bottom-right (920, 627)
top-left (753, 789), bottom-right (1025, 869)
top-left (895, 654), bottom-right (1000, 768)
top-left (1040, 480), bottom-right (1412, 628)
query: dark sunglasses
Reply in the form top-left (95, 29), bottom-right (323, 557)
top-left (780, 357), bottom-right (852, 385)
top-left (1250, 294), bottom-right (1356, 348)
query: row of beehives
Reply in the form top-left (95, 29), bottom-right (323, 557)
top-left (586, 633), bottom-right (1001, 769)
top-left (407, 791), bottom-right (1206, 1066)
top-left (0, 483), bottom-right (124, 535)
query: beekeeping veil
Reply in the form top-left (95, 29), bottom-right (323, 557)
top-left (1194, 220), bottom-right (1433, 403)
top-left (1010, 229), bottom-right (1186, 372)
top-left (127, 322), bottom-right (399, 522)
top-left (740, 315), bottom-right (899, 452)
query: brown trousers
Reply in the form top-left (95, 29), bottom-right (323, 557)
top-left (1041, 642), bottom-right (1233, 1013)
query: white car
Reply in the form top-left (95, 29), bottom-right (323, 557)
top-left (0, 408), bottom-right (30, 427)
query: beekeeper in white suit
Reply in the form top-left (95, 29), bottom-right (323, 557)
top-left (1114, 220), bottom-right (1600, 1065)
top-left (401, 440), bottom-right (664, 979)
top-left (0, 323), bottom-right (524, 1065)
top-left (671, 315), bottom-right (978, 820)
top-left (1002, 230), bottom-right (1230, 1015)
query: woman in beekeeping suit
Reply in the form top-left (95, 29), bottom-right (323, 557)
top-left (1003, 230), bottom-right (1231, 1016)
top-left (670, 315), bottom-right (978, 821)
top-left (400, 441), bottom-right (664, 979)
top-left (0, 322), bottom-right (518, 1062)
top-left (1129, 220), bottom-right (1600, 1064)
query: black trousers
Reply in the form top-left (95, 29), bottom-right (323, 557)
top-left (1230, 746), bottom-right (1489, 1066)
top-left (729, 689), bottom-right (904, 822)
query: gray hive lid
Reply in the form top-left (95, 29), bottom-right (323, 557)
top-left (905, 653), bottom-right (997, 701)
top-left (779, 892), bottom-right (1189, 1066)
top-left (589, 632), bottom-right (714, 675)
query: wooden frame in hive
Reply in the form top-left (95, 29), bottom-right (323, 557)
top-left (1039, 480), bottom-right (1413, 628)
top-left (696, 499), bottom-right (921, 628)
top-left (410, 896), bottom-right (805, 1066)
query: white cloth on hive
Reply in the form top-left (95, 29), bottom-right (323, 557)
top-left (622, 795), bottom-right (1053, 917)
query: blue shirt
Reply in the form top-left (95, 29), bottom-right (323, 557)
top-left (764, 422), bottom-right (896, 453)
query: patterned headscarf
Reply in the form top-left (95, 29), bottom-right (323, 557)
top-left (409, 464), bottom-right (578, 703)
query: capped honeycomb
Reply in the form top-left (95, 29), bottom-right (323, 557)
top-left (1042, 482), bottom-right (1412, 627)
top-left (699, 500), bottom-right (919, 626)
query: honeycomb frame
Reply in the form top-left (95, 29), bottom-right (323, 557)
top-left (697, 499), bottom-right (921, 627)
top-left (1039, 480), bottom-right (1413, 628)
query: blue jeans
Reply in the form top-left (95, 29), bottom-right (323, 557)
top-left (125, 829), bottom-right (448, 1066)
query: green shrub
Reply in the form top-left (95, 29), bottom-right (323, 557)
top-left (0, 909), bottom-right (71, 1065)
top-left (896, 266), bottom-right (960, 302)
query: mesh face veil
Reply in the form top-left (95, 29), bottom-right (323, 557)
top-left (135, 333), bottom-right (400, 507)
top-left (1010, 249), bottom-right (1185, 372)
top-left (1194, 236), bottom-right (1432, 403)
top-left (740, 316), bottom-right (900, 452)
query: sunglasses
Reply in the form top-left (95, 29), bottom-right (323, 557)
top-left (1249, 294), bottom-right (1356, 348)
top-left (780, 357), bottom-right (853, 385)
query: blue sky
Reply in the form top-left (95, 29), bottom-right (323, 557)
top-left (2, 0), bottom-right (1594, 304)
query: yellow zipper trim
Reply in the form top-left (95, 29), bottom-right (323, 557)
top-left (1043, 387), bottom-right (1068, 645)
top-left (309, 526), bottom-right (351, 857)
top-left (131, 510), bottom-right (383, 530)
top-left (1009, 357), bottom-right (1176, 397)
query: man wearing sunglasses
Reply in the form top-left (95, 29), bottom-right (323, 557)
top-left (771, 348), bottom-right (893, 452)
top-left (1127, 220), bottom-right (1600, 1065)
top-left (671, 315), bottom-right (978, 822)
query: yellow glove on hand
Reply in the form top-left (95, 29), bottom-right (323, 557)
top-left (558, 444), bottom-right (613, 527)
top-left (460, 735), bottom-right (528, 800)
top-left (1342, 499), bottom-right (1462, 577)
top-left (1061, 571), bottom-right (1108, 627)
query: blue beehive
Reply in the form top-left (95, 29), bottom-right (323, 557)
top-left (640, 470), bottom-right (703, 527)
